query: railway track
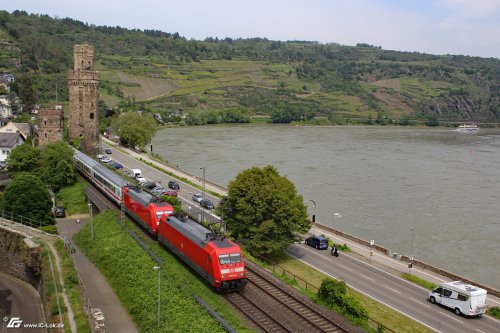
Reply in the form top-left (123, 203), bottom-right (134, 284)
top-left (225, 264), bottom-right (359, 333)
top-left (84, 182), bottom-right (360, 332)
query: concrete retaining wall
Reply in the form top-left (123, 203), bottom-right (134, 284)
top-left (315, 222), bottom-right (500, 298)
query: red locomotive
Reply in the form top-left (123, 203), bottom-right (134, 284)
top-left (158, 214), bottom-right (247, 291)
top-left (123, 185), bottom-right (173, 237)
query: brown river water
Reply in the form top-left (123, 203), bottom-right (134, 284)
top-left (152, 125), bottom-right (500, 289)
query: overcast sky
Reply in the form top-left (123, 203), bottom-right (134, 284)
top-left (2, 0), bottom-right (500, 59)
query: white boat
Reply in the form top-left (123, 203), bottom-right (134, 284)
top-left (456, 124), bottom-right (479, 132)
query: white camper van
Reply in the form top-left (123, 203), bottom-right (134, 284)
top-left (429, 281), bottom-right (488, 316)
top-left (130, 169), bottom-right (142, 178)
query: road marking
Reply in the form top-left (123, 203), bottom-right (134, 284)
top-left (337, 264), bottom-right (352, 272)
top-left (360, 274), bottom-right (374, 282)
top-left (475, 328), bottom-right (486, 333)
top-left (439, 312), bottom-right (464, 324)
top-left (489, 298), bottom-right (500, 305)
top-left (383, 285), bottom-right (402, 294)
top-left (292, 257), bottom-right (443, 333)
top-left (410, 298), bottom-right (431, 308)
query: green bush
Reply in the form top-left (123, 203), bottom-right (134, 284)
top-left (318, 278), bottom-right (347, 305)
top-left (487, 306), bottom-right (500, 319)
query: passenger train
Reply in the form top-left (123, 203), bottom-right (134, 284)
top-left (73, 149), bottom-right (246, 291)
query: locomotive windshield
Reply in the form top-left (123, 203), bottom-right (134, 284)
top-left (156, 210), bottom-right (173, 219)
top-left (218, 253), bottom-right (242, 265)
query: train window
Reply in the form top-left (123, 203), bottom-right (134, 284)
top-left (156, 210), bottom-right (173, 219)
top-left (230, 253), bottom-right (242, 263)
top-left (218, 254), bottom-right (231, 265)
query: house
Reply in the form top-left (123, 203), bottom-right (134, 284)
top-left (0, 131), bottom-right (24, 168)
top-left (0, 96), bottom-right (12, 118)
top-left (0, 122), bottom-right (32, 141)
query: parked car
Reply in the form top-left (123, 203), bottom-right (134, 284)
top-left (305, 236), bottom-right (328, 250)
top-left (174, 211), bottom-right (189, 222)
top-left (142, 180), bottom-right (157, 189)
top-left (200, 199), bottom-right (215, 210)
top-left (163, 190), bottom-right (178, 198)
top-left (110, 161), bottom-right (123, 169)
top-left (96, 154), bottom-right (104, 160)
top-left (54, 206), bottom-right (66, 218)
top-left (105, 148), bottom-right (112, 154)
top-left (192, 193), bottom-right (203, 203)
top-left (152, 187), bottom-right (167, 196)
top-left (168, 180), bottom-right (180, 190)
top-left (136, 175), bottom-right (146, 184)
top-left (100, 156), bottom-right (112, 163)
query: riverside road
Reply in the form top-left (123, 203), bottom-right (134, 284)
top-left (101, 139), bottom-right (500, 333)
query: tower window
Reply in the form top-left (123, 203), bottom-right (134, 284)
top-left (44, 133), bottom-right (47, 138)
top-left (44, 120), bottom-right (47, 126)
top-left (90, 113), bottom-right (94, 119)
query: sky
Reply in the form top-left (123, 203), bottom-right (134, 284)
top-left (2, 0), bottom-right (500, 59)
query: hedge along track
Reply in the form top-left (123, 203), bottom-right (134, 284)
top-left (225, 262), bottom-right (355, 333)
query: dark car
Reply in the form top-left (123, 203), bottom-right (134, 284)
top-left (105, 148), bottom-right (112, 154)
top-left (168, 180), bottom-right (180, 190)
top-left (54, 206), bottom-right (66, 218)
top-left (110, 161), bottom-right (123, 169)
top-left (142, 180), bottom-right (157, 189)
top-left (200, 199), bottom-right (215, 210)
top-left (305, 236), bottom-right (328, 250)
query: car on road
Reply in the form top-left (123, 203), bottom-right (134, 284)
top-left (305, 236), bottom-right (328, 250)
top-left (152, 187), bottom-right (167, 196)
top-left (168, 180), bottom-right (180, 190)
top-left (105, 148), bottom-right (112, 154)
top-left (97, 154), bottom-right (105, 160)
top-left (192, 193), bottom-right (203, 203)
top-left (142, 180), bottom-right (157, 189)
top-left (110, 161), bottom-right (123, 169)
top-left (136, 175), bottom-right (146, 184)
top-left (200, 199), bottom-right (215, 210)
top-left (54, 206), bottom-right (66, 218)
top-left (100, 156), bottom-right (112, 163)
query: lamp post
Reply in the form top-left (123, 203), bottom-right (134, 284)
top-left (200, 167), bottom-right (205, 223)
top-left (307, 200), bottom-right (316, 223)
top-left (153, 266), bottom-right (161, 326)
top-left (409, 226), bottom-right (415, 275)
top-left (88, 203), bottom-right (94, 241)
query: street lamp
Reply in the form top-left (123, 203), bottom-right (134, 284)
top-left (88, 203), bottom-right (94, 241)
top-left (153, 266), bottom-right (161, 326)
top-left (409, 226), bottom-right (415, 275)
top-left (307, 200), bottom-right (316, 223)
top-left (200, 167), bottom-right (206, 223)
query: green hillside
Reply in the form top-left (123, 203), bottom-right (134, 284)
top-left (1, 9), bottom-right (499, 125)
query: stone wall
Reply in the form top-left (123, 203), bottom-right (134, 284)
top-left (0, 225), bottom-right (42, 293)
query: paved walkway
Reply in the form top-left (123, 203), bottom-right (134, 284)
top-left (57, 218), bottom-right (139, 333)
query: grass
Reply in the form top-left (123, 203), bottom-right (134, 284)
top-left (487, 307), bottom-right (500, 319)
top-left (401, 273), bottom-right (437, 290)
top-left (264, 251), bottom-right (434, 333)
top-left (74, 210), bottom-right (252, 333)
top-left (56, 178), bottom-right (90, 216)
top-left (53, 239), bottom-right (92, 332)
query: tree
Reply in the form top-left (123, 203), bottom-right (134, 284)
top-left (219, 165), bottom-right (310, 256)
top-left (19, 75), bottom-right (35, 113)
top-left (40, 141), bottom-right (76, 192)
top-left (111, 112), bottom-right (157, 149)
top-left (4, 172), bottom-right (54, 225)
top-left (6, 144), bottom-right (42, 173)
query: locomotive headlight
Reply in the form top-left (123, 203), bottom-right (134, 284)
top-left (221, 269), bottom-right (230, 274)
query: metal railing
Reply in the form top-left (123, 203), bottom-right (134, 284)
top-left (0, 209), bottom-right (56, 232)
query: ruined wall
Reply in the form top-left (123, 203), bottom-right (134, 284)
top-left (0, 224), bottom-right (42, 293)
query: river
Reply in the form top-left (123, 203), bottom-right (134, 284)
top-left (152, 125), bottom-right (500, 289)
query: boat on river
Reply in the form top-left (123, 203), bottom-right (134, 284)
top-left (456, 124), bottom-right (479, 132)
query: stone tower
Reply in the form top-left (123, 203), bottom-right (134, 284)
top-left (68, 44), bottom-right (100, 156)
top-left (38, 105), bottom-right (64, 147)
